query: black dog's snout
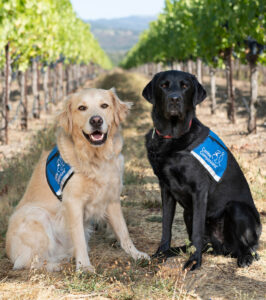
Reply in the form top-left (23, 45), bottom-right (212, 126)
top-left (168, 94), bottom-right (181, 104)
top-left (90, 115), bottom-right (103, 127)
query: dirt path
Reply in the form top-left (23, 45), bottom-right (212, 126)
top-left (0, 70), bottom-right (265, 299)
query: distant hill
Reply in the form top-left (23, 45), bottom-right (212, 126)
top-left (85, 15), bottom-right (156, 65)
top-left (87, 15), bottom-right (156, 32)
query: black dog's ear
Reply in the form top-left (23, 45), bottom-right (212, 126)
top-left (142, 80), bottom-right (154, 103)
top-left (192, 75), bottom-right (207, 106)
top-left (142, 72), bottom-right (162, 104)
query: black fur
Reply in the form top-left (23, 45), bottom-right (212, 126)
top-left (143, 70), bottom-right (261, 270)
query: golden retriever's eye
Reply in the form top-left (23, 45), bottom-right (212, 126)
top-left (161, 81), bottom-right (170, 89)
top-left (78, 105), bottom-right (87, 111)
top-left (101, 103), bottom-right (109, 109)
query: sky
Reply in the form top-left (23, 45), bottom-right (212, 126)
top-left (70, 0), bottom-right (165, 20)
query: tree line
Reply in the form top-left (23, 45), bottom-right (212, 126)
top-left (0, 0), bottom-right (112, 144)
top-left (121, 0), bottom-right (265, 133)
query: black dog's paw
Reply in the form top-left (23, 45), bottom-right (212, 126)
top-left (151, 251), bottom-right (167, 261)
top-left (151, 249), bottom-right (173, 261)
top-left (254, 252), bottom-right (260, 261)
top-left (237, 252), bottom-right (259, 267)
top-left (152, 244), bottom-right (169, 260)
top-left (152, 246), bottom-right (185, 262)
top-left (183, 253), bottom-right (202, 271)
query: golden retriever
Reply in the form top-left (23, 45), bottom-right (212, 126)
top-left (6, 88), bottom-right (149, 272)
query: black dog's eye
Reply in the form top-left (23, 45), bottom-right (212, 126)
top-left (161, 81), bottom-right (170, 89)
top-left (181, 82), bottom-right (188, 89)
top-left (78, 105), bottom-right (87, 111)
top-left (101, 103), bottom-right (109, 109)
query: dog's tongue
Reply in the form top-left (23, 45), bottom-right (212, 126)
top-left (91, 132), bottom-right (103, 140)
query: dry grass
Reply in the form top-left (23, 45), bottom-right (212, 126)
top-left (0, 69), bottom-right (265, 299)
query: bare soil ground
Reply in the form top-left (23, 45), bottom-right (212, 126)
top-left (0, 70), bottom-right (265, 299)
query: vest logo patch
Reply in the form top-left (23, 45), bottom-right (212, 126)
top-left (55, 156), bottom-right (67, 184)
top-left (46, 146), bottom-right (74, 200)
top-left (191, 130), bottom-right (228, 182)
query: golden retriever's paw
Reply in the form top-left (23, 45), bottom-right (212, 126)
top-left (132, 251), bottom-right (150, 261)
top-left (76, 264), bottom-right (96, 273)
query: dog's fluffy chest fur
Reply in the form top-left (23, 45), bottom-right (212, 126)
top-left (82, 156), bottom-right (123, 221)
top-left (61, 149), bottom-right (123, 221)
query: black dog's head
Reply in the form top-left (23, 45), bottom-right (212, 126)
top-left (142, 70), bottom-right (206, 137)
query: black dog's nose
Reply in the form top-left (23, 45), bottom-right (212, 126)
top-left (167, 93), bottom-right (181, 104)
top-left (169, 95), bottom-right (181, 104)
top-left (90, 115), bottom-right (103, 127)
top-left (171, 96), bottom-right (179, 102)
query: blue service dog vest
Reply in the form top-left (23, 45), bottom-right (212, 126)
top-left (191, 130), bottom-right (228, 182)
top-left (46, 146), bottom-right (74, 200)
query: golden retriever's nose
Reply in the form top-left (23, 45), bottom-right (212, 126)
top-left (90, 115), bottom-right (103, 127)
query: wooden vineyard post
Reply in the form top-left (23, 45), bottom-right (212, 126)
top-left (66, 65), bottom-right (72, 95)
top-left (196, 58), bottom-right (202, 83)
top-left (248, 60), bottom-right (257, 133)
top-left (245, 38), bottom-right (264, 134)
top-left (57, 62), bottom-right (64, 102)
top-left (37, 62), bottom-right (41, 115)
top-left (43, 66), bottom-right (49, 112)
top-left (77, 64), bottom-right (81, 87)
top-left (4, 43), bottom-right (11, 144)
top-left (51, 65), bottom-right (57, 104)
top-left (19, 70), bottom-right (28, 130)
top-left (187, 60), bottom-right (193, 74)
top-left (32, 58), bottom-right (40, 118)
top-left (210, 67), bottom-right (216, 114)
top-left (225, 48), bottom-right (235, 123)
top-left (72, 64), bottom-right (77, 91)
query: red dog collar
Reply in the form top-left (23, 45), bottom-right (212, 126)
top-left (153, 120), bottom-right (192, 139)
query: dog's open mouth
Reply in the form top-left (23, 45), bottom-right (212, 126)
top-left (165, 111), bottom-right (184, 120)
top-left (169, 111), bottom-right (180, 117)
top-left (82, 130), bottom-right (107, 146)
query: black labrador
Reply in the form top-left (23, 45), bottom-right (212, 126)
top-left (143, 70), bottom-right (261, 270)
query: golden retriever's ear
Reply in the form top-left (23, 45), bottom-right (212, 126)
top-left (57, 95), bottom-right (73, 134)
top-left (109, 89), bottom-right (132, 126)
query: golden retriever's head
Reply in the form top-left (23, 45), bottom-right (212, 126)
top-left (58, 88), bottom-right (131, 147)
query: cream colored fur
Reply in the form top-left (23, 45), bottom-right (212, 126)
top-left (6, 88), bottom-right (149, 272)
